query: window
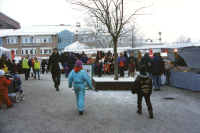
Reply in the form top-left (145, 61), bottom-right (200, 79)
top-left (16, 50), bottom-right (18, 55)
top-left (44, 38), bottom-right (46, 42)
top-left (21, 39), bottom-right (23, 43)
top-left (86, 37), bottom-right (88, 41)
top-left (34, 38), bottom-right (36, 43)
top-left (16, 39), bottom-right (18, 43)
top-left (30, 38), bottom-right (33, 43)
top-left (25, 38), bottom-right (27, 43)
top-left (81, 38), bottom-right (84, 42)
top-left (25, 50), bottom-right (28, 54)
top-left (30, 50), bottom-right (33, 54)
top-left (35, 50), bottom-right (37, 54)
top-left (49, 49), bottom-right (52, 54)
top-left (40, 49), bottom-right (42, 54)
top-left (22, 50), bottom-right (24, 54)
top-left (40, 38), bottom-right (42, 43)
top-left (7, 39), bottom-right (10, 44)
top-left (49, 38), bottom-right (51, 42)
top-left (44, 49), bottom-right (47, 54)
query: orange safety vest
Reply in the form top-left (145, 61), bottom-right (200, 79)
top-left (119, 58), bottom-right (125, 67)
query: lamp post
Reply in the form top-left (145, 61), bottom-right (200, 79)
top-left (46, 49), bottom-right (49, 63)
top-left (30, 35), bottom-right (35, 57)
top-left (158, 31), bottom-right (162, 45)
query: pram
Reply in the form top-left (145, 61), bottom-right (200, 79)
top-left (4, 74), bottom-right (25, 103)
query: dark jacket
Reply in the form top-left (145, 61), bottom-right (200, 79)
top-left (132, 73), bottom-right (152, 96)
top-left (67, 54), bottom-right (76, 65)
top-left (47, 53), bottom-right (64, 74)
top-left (80, 57), bottom-right (88, 64)
top-left (127, 56), bottom-right (138, 68)
top-left (140, 54), bottom-right (154, 74)
top-left (104, 57), bottom-right (112, 64)
top-left (175, 56), bottom-right (188, 67)
top-left (28, 59), bottom-right (32, 67)
top-left (41, 61), bottom-right (47, 68)
top-left (152, 55), bottom-right (164, 75)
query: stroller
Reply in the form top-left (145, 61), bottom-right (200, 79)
top-left (5, 75), bottom-right (25, 103)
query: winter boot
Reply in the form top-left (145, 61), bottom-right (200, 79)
top-left (137, 108), bottom-right (142, 114)
top-left (79, 111), bottom-right (83, 115)
top-left (56, 86), bottom-right (59, 91)
top-left (149, 110), bottom-right (153, 118)
top-left (7, 104), bottom-right (14, 108)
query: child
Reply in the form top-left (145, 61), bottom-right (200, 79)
top-left (0, 70), bottom-right (14, 109)
top-left (68, 60), bottom-right (92, 115)
top-left (132, 65), bottom-right (153, 118)
top-left (128, 60), bottom-right (136, 77)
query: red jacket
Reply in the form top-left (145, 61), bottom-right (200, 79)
top-left (0, 77), bottom-right (12, 90)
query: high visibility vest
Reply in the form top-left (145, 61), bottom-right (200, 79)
top-left (22, 59), bottom-right (29, 69)
top-left (34, 61), bottom-right (40, 69)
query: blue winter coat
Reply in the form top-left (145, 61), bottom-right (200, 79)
top-left (152, 56), bottom-right (164, 75)
top-left (80, 57), bottom-right (88, 64)
top-left (117, 57), bottom-right (127, 66)
top-left (68, 69), bottom-right (92, 88)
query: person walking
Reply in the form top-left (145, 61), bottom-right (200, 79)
top-left (22, 56), bottom-right (30, 80)
top-left (47, 48), bottom-right (64, 91)
top-left (0, 70), bottom-right (14, 109)
top-left (34, 57), bottom-right (40, 80)
top-left (97, 60), bottom-right (103, 77)
top-left (128, 60), bottom-right (136, 77)
top-left (41, 59), bottom-right (47, 74)
top-left (140, 50), bottom-right (154, 79)
top-left (117, 53), bottom-right (127, 77)
top-left (27, 56), bottom-right (32, 78)
top-left (127, 53), bottom-right (138, 76)
top-left (152, 52), bottom-right (164, 91)
top-left (133, 65), bottom-right (153, 118)
top-left (68, 60), bottom-right (93, 115)
top-left (67, 52), bottom-right (77, 74)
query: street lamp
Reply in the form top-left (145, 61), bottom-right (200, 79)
top-left (30, 35), bottom-right (35, 57)
top-left (158, 31), bottom-right (162, 45)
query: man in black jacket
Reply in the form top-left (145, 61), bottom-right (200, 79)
top-left (67, 52), bottom-right (76, 74)
top-left (140, 50), bottom-right (154, 79)
top-left (47, 48), bottom-right (64, 91)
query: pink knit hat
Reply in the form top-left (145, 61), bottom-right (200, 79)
top-left (75, 60), bottom-right (82, 67)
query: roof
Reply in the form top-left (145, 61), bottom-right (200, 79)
top-left (0, 12), bottom-right (21, 29)
top-left (0, 29), bottom-right (14, 37)
top-left (63, 41), bottom-right (90, 51)
top-left (0, 25), bottom-right (85, 37)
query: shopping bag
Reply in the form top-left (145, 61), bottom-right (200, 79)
top-left (161, 74), bottom-right (166, 85)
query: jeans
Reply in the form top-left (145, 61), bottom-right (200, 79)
top-left (24, 69), bottom-right (29, 79)
top-left (152, 75), bottom-right (161, 90)
top-left (34, 69), bottom-right (40, 79)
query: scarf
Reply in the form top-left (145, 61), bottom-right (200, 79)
top-left (74, 67), bottom-right (83, 73)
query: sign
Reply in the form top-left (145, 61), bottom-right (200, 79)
top-left (21, 44), bottom-right (42, 47)
top-left (82, 64), bottom-right (93, 86)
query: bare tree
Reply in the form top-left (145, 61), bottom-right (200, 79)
top-left (66, 0), bottom-right (152, 80)
top-left (176, 35), bottom-right (187, 43)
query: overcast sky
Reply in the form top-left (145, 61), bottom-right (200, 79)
top-left (0, 0), bottom-right (200, 43)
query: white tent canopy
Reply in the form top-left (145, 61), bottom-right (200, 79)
top-left (63, 41), bottom-right (90, 51)
top-left (0, 46), bottom-right (12, 60)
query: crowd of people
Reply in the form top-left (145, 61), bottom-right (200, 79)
top-left (0, 48), bottom-right (188, 118)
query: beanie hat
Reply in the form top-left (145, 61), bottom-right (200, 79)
top-left (2, 54), bottom-right (7, 58)
top-left (75, 60), bottom-right (82, 67)
top-left (140, 65), bottom-right (147, 75)
top-left (145, 50), bottom-right (150, 54)
top-left (0, 70), bottom-right (5, 76)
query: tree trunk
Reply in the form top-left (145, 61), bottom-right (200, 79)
top-left (113, 37), bottom-right (118, 80)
